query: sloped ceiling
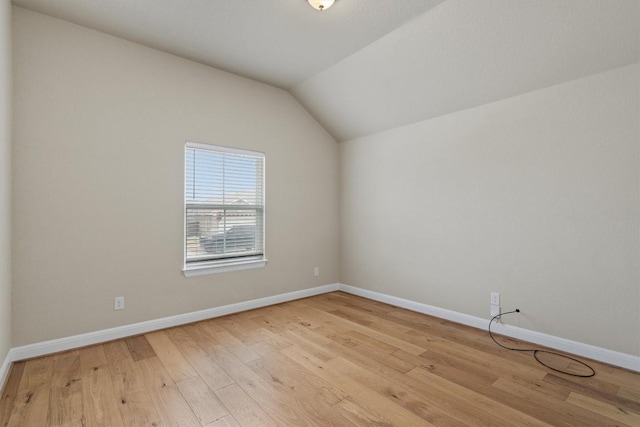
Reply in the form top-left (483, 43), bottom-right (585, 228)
top-left (11, 0), bottom-right (640, 142)
top-left (11, 0), bottom-right (445, 88)
top-left (293, 0), bottom-right (640, 141)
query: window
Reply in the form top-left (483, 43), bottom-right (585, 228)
top-left (184, 142), bottom-right (266, 276)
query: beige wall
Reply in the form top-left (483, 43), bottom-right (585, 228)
top-left (12, 7), bottom-right (339, 346)
top-left (9, 4), bottom-right (638, 361)
top-left (340, 64), bottom-right (640, 356)
top-left (0, 0), bottom-right (12, 363)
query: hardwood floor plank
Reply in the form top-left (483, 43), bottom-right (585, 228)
top-left (490, 375), bottom-right (624, 426)
top-left (278, 304), bottom-right (338, 330)
top-left (302, 293), bottom-right (393, 319)
top-left (543, 372), bottom-right (640, 414)
top-left (48, 352), bottom-right (83, 426)
top-left (200, 319), bottom-right (228, 335)
top-left (334, 346), bottom-right (506, 425)
top-left (49, 351), bottom-right (80, 387)
top-left (78, 345), bottom-right (108, 372)
top-left (331, 396), bottom-right (396, 427)
top-left (7, 383), bottom-right (50, 427)
top-left (241, 327), bottom-right (293, 351)
top-left (408, 331), bottom-right (548, 381)
top-left (22, 356), bottom-right (55, 388)
top-left (209, 330), bottom-right (261, 364)
top-left (403, 346), bottom-right (616, 427)
top-left (596, 366), bottom-right (640, 391)
top-left (214, 384), bottom-right (277, 427)
top-left (215, 314), bottom-right (262, 341)
top-left (166, 326), bottom-right (235, 392)
top-left (344, 329), bottom-right (408, 354)
top-left (280, 344), bottom-right (435, 426)
top-left (392, 348), bottom-right (501, 387)
top-left (56, 420), bottom-right (84, 427)
top-left (145, 330), bottom-right (198, 383)
top-left (278, 327), bottom-right (337, 362)
top-left (7, 357), bottom-right (54, 427)
top-left (181, 322), bottom-right (221, 354)
top-left (249, 339), bottom-right (349, 404)
top-left (204, 414), bottom-right (242, 427)
top-left (329, 307), bottom-right (413, 336)
top-left (176, 376), bottom-right (229, 425)
top-left (48, 382), bottom-right (83, 427)
top-left (2, 291), bottom-right (638, 426)
top-left (566, 391), bottom-right (640, 426)
top-left (246, 314), bottom-right (287, 334)
top-left (205, 343), bottom-right (311, 427)
top-left (303, 305), bottom-right (428, 355)
top-left (247, 340), bottom-right (353, 421)
top-left (103, 341), bottom-right (136, 377)
top-left (111, 367), bottom-right (163, 426)
top-left (136, 356), bottom-right (200, 427)
top-left (330, 354), bottom-right (513, 427)
top-left (407, 366), bottom-right (551, 427)
top-left (491, 374), bottom-right (571, 402)
top-left (611, 366), bottom-right (640, 389)
top-left (125, 335), bottom-right (157, 362)
top-left (0, 361), bottom-right (25, 426)
top-left (80, 364), bottom-right (124, 427)
top-left (352, 341), bottom-right (416, 373)
top-left (618, 385), bottom-right (640, 403)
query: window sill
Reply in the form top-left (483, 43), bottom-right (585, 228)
top-left (183, 258), bottom-right (267, 277)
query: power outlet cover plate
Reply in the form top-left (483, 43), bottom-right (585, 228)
top-left (490, 292), bottom-right (500, 306)
top-left (490, 304), bottom-right (501, 318)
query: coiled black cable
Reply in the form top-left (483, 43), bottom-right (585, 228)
top-left (488, 309), bottom-right (595, 378)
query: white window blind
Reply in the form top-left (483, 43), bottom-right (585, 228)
top-left (184, 142), bottom-right (265, 273)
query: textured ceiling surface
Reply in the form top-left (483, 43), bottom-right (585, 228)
top-left (11, 0), bottom-right (640, 142)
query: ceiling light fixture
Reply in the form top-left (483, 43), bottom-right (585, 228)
top-left (307, 0), bottom-right (335, 11)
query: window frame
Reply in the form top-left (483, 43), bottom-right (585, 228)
top-left (183, 141), bottom-right (266, 277)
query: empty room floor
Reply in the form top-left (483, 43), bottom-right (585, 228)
top-left (0, 292), bottom-right (638, 426)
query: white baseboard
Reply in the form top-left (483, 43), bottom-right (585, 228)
top-left (8, 283), bottom-right (339, 362)
top-left (337, 284), bottom-right (640, 373)
top-left (2, 282), bottom-right (638, 376)
top-left (0, 349), bottom-right (12, 392)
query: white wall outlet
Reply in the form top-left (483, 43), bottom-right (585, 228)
top-left (490, 304), bottom-right (501, 319)
top-left (489, 304), bottom-right (502, 323)
top-left (314, 267), bottom-right (319, 277)
top-left (490, 292), bottom-right (500, 306)
top-left (114, 296), bottom-right (125, 311)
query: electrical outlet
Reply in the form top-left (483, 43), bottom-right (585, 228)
top-left (114, 296), bottom-right (125, 311)
top-left (490, 304), bottom-right (501, 317)
top-left (314, 267), bottom-right (319, 277)
top-left (490, 292), bottom-right (500, 306)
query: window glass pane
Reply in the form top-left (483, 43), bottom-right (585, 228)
top-left (186, 149), bottom-right (263, 205)
top-left (185, 143), bottom-right (265, 267)
top-left (186, 207), bottom-right (263, 261)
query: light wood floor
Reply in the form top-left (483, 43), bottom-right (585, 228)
top-left (1, 292), bottom-right (638, 426)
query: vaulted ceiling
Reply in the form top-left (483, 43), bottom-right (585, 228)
top-left (12, 0), bottom-right (640, 141)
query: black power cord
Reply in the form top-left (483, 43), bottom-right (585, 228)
top-left (488, 309), bottom-right (595, 378)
